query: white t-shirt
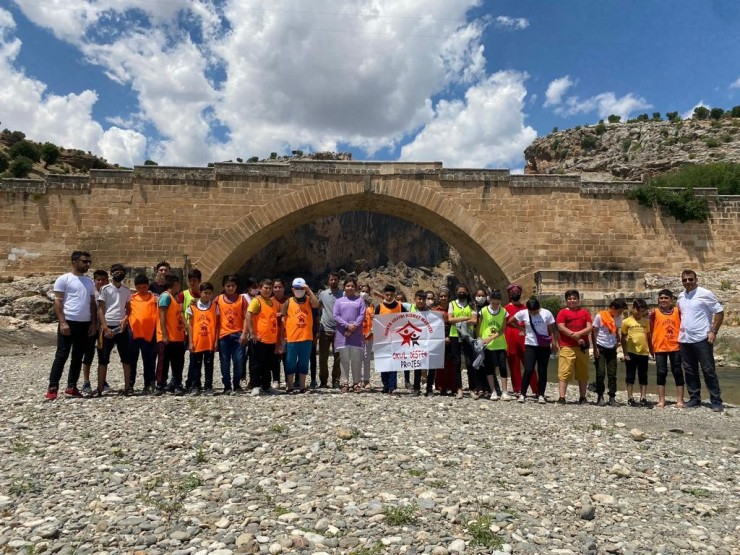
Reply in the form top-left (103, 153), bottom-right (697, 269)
top-left (185, 299), bottom-right (220, 317)
top-left (98, 282), bottom-right (132, 326)
top-left (677, 286), bottom-right (723, 344)
top-left (592, 312), bottom-right (623, 349)
top-left (54, 273), bottom-right (95, 322)
top-left (513, 308), bottom-right (555, 347)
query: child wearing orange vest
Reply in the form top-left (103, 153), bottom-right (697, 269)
top-left (217, 275), bottom-right (248, 394)
top-left (279, 278), bottom-right (319, 393)
top-left (155, 274), bottom-right (186, 395)
top-left (129, 274), bottom-right (159, 393)
top-left (649, 289), bottom-right (685, 408)
top-left (245, 279), bottom-right (279, 395)
top-left (186, 282), bottom-right (219, 395)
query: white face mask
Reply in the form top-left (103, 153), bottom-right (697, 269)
top-left (360, 291), bottom-right (369, 300)
top-left (293, 289), bottom-right (306, 299)
top-left (475, 296), bottom-right (487, 305)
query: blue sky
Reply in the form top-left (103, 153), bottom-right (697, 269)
top-left (1, 0), bottom-right (739, 169)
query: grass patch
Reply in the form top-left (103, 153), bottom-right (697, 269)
top-left (11, 439), bottom-right (30, 454)
top-left (180, 473), bottom-right (202, 492)
top-left (408, 468), bottom-right (427, 477)
top-left (429, 479), bottom-right (447, 489)
top-left (383, 505), bottom-right (417, 526)
top-left (349, 543), bottom-right (384, 555)
top-left (194, 444), bottom-right (208, 464)
top-left (687, 488), bottom-right (711, 498)
top-left (9, 478), bottom-right (42, 496)
top-left (467, 514), bottom-right (504, 549)
top-left (270, 423), bottom-right (286, 434)
top-left (273, 506), bottom-right (289, 516)
top-left (111, 447), bottom-right (125, 458)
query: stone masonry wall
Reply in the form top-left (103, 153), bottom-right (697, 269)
top-left (1, 161), bottom-right (738, 294)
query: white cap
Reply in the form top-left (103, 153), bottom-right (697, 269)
top-left (291, 277), bottom-right (307, 289)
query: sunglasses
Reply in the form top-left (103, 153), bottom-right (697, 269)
top-left (682, 278), bottom-right (695, 282)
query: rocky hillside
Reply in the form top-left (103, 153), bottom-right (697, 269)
top-left (0, 129), bottom-right (115, 177)
top-left (524, 117), bottom-right (740, 181)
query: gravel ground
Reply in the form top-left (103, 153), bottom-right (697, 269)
top-left (0, 345), bottom-right (738, 555)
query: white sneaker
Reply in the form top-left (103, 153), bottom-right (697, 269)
top-left (490, 392), bottom-right (500, 401)
top-left (250, 387), bottom-right (261, 397)
top-left (271, 381), bottom-right (280, 390)
top-left (538, 395), bottom-right (546, 404)
top-left (500, 392), bottom-right (513, 401)
top-left (518, 394), bottom-right (526, 403)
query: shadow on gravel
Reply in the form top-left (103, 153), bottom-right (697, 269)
top-left (0, 328), bottom-right (57, 356)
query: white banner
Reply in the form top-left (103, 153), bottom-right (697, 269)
top-left (372, 311), bottom-right (445, 372)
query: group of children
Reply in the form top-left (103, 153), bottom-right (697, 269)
top-left (72, 262), bottom-right (687, 407)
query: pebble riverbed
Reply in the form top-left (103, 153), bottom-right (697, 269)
top-left (0, 346), bottom-right (738, 555)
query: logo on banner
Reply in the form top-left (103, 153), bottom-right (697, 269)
top-left (396, 321), bottom-right (422, 347)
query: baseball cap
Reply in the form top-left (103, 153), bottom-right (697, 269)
top-left (292, 277), bottom-right (307, 289)
top-left (506, 282), bottom-right (522, 293)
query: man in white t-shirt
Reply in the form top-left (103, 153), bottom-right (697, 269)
top-left (46, 251), bottom-right (97, 400)
top-left (676, 270), bottom-right (724, 412)
top-left (92, 263), bottom-right (133, 397)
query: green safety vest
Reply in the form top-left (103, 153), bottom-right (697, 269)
top-left (478, 306), bottom-right (507, 351)
top-left (449, 300), bottom-right (472, 338)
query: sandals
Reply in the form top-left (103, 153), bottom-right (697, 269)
top-left (341, 384), bottom-right (350, 393)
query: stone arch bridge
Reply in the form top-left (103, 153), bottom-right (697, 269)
top-left (1, 161), bottom-right (738, 298)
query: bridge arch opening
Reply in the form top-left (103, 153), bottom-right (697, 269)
top-left (197, 188), bottom-right (516, 291)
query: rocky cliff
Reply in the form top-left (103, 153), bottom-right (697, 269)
top-left (524, 118), bottom-right (740, 181)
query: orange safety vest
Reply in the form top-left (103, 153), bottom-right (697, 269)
top-left (253, 296), bottom-right (278, 344)
top-left (652, 308), bottom-right (680, 353)
top-left (216, 294), bottom-right (245, 338)
top-left (363, 305), bottom-right (374, 337)
top-left (378, 302), bottom-right (402, 315)
top-left (129, 292), bottom-right (158, 341)
top-left (190, 302), bottom-right (218, 353)
top-left (156, 292), bottom-right (185, 342)
top-left (284, 297), bottom-right (313, 343)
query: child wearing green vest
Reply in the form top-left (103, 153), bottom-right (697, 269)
top-left (478, 290), bottom-right (506, 400)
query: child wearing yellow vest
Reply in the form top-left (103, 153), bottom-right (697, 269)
top-left (621, 298), bottom-right (652, 408)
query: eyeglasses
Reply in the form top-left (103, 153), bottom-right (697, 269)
top-left (681, 278), bottom-right (695, 283)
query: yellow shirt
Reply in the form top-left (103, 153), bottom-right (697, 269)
top-left (621, 316), bottom-right (649, 355)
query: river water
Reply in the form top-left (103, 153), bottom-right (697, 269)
top-left (540, 358), bottom-right (740, 404)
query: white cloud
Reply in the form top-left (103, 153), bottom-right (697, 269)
top-left (730, 77), bottom-right (740, 90)
top-left (0, 7), bottom-right (147, 165)
top-left (7, 1), bottom-right (533, 166)
top-left (557, 91), bottom-right (651, 120)
top-left (543, 75), bottom-right (573, 107)
top-left (399, 70), bottom-right (537, 168)
top-left (494, 16), bottom-right (529, 30)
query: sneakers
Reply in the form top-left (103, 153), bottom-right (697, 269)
top-left (500, 392), bottom-right (513, 401)
top-left (640, 398), bottom-right (652, 409)
top-left (64, 387), bottom-right (83, 398)
top-left (271, 380), bottom-right (280, 390)
top-left (233, 386), bottom-right (245, 395)
top-left (310, 380), bottom-right (318, 389)
top-left (710, 403), bottom-right (724, 413)
top-left (578, 396), bottom-right (588, 405)
top-left (154, 387), bottom-right (165, 396)
top-left (250, 387), bottom-right (261, 397)
top-left (557, 397), bottom-right (566, 405)
top-left (455, 390), bottom-right (464, 399)
top-left (174, 386), bottom-right (186, 396)
top-left (189, 387), bottom-right (200, 396)
top-left (143, 384), bottom-right (156, 395)
top-left (103, 382), bottom-right (111, 393)
top-left (331, 381), bottom-right (341, 389)
top-left (608, 396), bottom-right (619, 407)
top-left (222, 387), bottom-right (233, 395)
top-left (538, 395), bottom-right (546, 404)
top-left (81, 382), bottom-right (92, 395)
top-left (412, 389), bottom-right (421, 397)
top-left (89, 389), bottom-right (103, 398)
top-left (204, 388), bottom-right (214, 396)
top-left (597, 395), bottom-right (606, 406)
top-left (517, 394), bottom-right (526, 403)
top-left (627, 398), bottom-right (638, 407)
top-left (684, 398), bottom-right (701, 409)
top-left (490, 392), bottom-right (500, 401)
top-left (470, 391), bottom-right (480, 400)
top-left (424, 390), bottom-right (434, 397)
top-left (45, 387), bottom-right (58, 401)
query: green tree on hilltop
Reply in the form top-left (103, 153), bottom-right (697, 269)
top-left (41, 142), bottom-right (60, 167)
top-left (709, 108), bottom-right (724, 120)
top-left (693, 106), bottom-right (710, 120)
top-left (8, 140), bottom-right (41, 163)
top-left (9, 156), bottom-right (34, 178)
